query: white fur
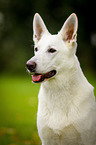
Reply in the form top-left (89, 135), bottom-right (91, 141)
top-left (28, 13), bottom-right (96, 145)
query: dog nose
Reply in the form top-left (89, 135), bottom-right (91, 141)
top-left (26, 61), bottom-right (36, 72)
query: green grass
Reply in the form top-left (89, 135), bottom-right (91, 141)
top-left (0, 74), bottom-right (41, 145)
top-left (0, 73), bottom-right (96, 145)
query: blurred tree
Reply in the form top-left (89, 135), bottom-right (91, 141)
top-left (0, 0), bottom-right (96, 74)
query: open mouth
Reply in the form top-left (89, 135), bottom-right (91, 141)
top-left (32, 70), bottom-right (56, 83)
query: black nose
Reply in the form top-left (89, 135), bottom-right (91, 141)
top-left (26, 61), bottom-right (36, 72)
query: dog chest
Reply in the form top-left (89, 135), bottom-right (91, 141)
top-left (37, 84), bottom-right (96, 145)
top-left (37, 114), bottom-right (82, 145)
top-left (37, 94), bottom-right (82, 144)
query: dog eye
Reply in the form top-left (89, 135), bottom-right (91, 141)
top-left (34, 47), bottom-right (38, 52)
top-left (48, 48), bottom-right (56, 53)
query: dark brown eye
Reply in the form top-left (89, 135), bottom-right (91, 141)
top-left (34, 47), bottom-right (38, 52)
top-left (48, 48), bottom-right (56, 53)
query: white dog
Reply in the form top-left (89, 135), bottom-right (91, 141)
top-left (26, 13), bottom-right (96, 145)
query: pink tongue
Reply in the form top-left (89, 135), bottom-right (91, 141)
top-left (32, 75), bottom-right (42, 82)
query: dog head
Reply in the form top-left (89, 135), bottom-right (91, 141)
top-left (26, 13), bottom-right (78, 83)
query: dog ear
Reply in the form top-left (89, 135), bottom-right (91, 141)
top-left (33, 13), bottom-right (49, 44)
top-left (59, 13), bottom-right (78, 43)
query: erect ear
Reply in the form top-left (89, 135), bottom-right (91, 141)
top-left (59, 13), bottom-right (78, 43)
top-left (33, 13), bottom-right (49, 44)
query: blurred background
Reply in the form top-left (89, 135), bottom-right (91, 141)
top-left (0, 0), bottom-right (96, 144)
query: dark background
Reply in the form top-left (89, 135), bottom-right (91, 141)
top-left (0, 0), bottom-right (96, 75)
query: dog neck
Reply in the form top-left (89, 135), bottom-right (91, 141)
top-left (39, 56), bottom-right (93, 112)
